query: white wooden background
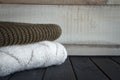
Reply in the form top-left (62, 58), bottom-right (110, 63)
top-left (108, 0), bottom-right (120, 4)
top-left (0, 4), bottom-right (120, 45)
top-left (0, 0), bottom-right (120, 4)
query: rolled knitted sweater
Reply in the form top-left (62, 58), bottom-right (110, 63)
top-left (0, 22), bottom-right (62, 47)
top-left (0, 41), bottom-right (67, 76)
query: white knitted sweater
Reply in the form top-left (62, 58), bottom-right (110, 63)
top-left (0, 41), bottom-right (67, 76)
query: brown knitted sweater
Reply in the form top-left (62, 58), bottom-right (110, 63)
top-left (0, 22), bottom-right (61, 47)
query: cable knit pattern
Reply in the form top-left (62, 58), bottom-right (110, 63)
top-left (0, 41), bottom-right (67, 77)
top-left (0, 22), bottom-right (62, 47)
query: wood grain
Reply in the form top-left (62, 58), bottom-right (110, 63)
top-left (107, 0), bottom-right (120, 4)
top-left (0, 4), bottom-right (120, 44)
top-left (0, 75), bottom-right (13, 80)
top-left (0, 0), bottom-right (106, 4)
top-left (1, 57), bottom-right (120, 80)
top-left (70, 57), bottom-right (109, 80)
top-left (43, 58), bottom-right (76, 80)
top-left (111, 57), bottom-right (120, 64)
top-left (91, 57), bottom-right (120, 80)
top-left (0, 5), bottom-right (120, 46)
top-left (9, 68), bottom-right (46, 80)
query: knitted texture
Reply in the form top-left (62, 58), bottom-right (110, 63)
top-left (0, 22), bottom-right (62, 47)
top-left (0, 41), bottom-right (67, 76)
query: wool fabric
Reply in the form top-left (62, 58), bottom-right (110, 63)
top-left (0, 22), bottom-right (62, 47)
top-left (0, 41), bottom-right (67, 77)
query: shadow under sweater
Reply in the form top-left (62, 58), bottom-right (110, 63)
top-left (0, 22), bottom-right (62, 47)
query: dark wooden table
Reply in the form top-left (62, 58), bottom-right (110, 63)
top-left (1, 56), bottom-right (120, 80)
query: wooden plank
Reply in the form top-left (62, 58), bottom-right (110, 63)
top-left (0, 75), bottom-right (12, 80)
top-left (111, 56), bottom-right (120, 64)
top-left (9, 68), bottom-right (46, 80)
top-left (43, 58), bottom-right (76, 80)
top-left (2, 0), bottom-right (120, 4)
top-left (91, 57), bottom-right (120, 80)
top-left (0, 5), bottom-right (120, 47)
top-left (70, 57), bottom-right (109, 80)
top-left (65, 44), bottom-right (120, 55)
top-left (107, 0), bottom-right (120, 4)
top-left (0, 0), bottom-right (106, 4)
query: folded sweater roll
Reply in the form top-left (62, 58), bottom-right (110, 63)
top-left (0, 22), bottom-right (62, 47)
top-left (0, 41), bottom-right (67, 77)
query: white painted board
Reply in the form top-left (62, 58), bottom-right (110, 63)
top-left (65, 45), bottom-right (120, 55)
top-left (0, 4), bottom-right (120, 45)
top-left (107, 0), bottom-right (120, 4)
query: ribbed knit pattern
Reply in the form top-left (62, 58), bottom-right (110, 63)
top-left (0, 22), bottom-right (62, 47)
